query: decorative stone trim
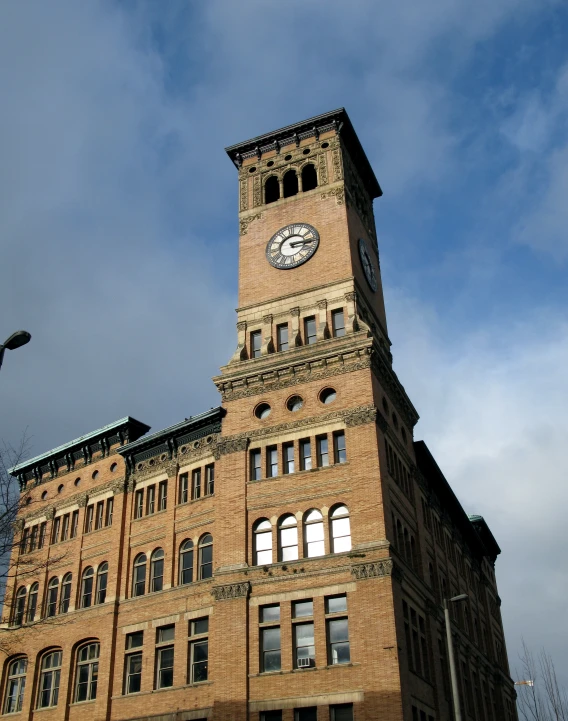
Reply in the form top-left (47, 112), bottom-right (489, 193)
top-left (76, 493), bottom-right (89, 509)
top-left (45, 506), bottom-right (56, 520)
top-left (321, 187), bottom-right (345, 205)
top-left (351, 559), bottom-right (393, 579)
top-left (239, 213), bottom-right (262, 236)
top-left (214, 437), bottom-right (249, 460)
top-left (211, 582), bottom-right (250, 601)
top-left (344, 406), bottom-right (377, 428)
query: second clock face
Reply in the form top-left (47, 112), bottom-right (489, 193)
top-left (266, 223), bottom-right (320, 269)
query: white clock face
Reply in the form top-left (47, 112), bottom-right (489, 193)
top-left (266, 223), bottom-right (320, 269)
top-left (358, 238), bottom-right (378, 292)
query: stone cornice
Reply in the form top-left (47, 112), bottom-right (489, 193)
top-left (351, 558), bottom-right (401, 580)
top-left (211, 582), bottom-right (251, 601)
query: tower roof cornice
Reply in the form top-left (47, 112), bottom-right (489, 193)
top-left (225, 108), bottom-right (382, 200)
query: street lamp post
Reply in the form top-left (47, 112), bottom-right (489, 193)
top-left (0, 331), bottom-right (32, 371)
top-left (444, 593), bottom-right (469, 721)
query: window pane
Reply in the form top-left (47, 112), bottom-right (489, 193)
top-left (305, 523), bottom-right (324, 541)
top-left (192, 618), bottom-right (209, 635)
top-left (327, 595), bottom-right (348, 613)
top-left (304, 317), bottom-right (316, 344)
top-left (296, 709), bottom-right (318, 721)
top-left (158, 625), bottom-right (175, 643)
top-left (333, 535), bottom-right (352, 553)
top-left (331, 704), bottom-right (354, 721)
top-left (127, 632), bottom-right (143, 649)
top-left (261, 605), bottom-right (280, 623)
top-left (280, 527), bottom-right (297, 546)
top-left (126, 654), bottom-right (142, 693)
top-left (277, 324), bottom-right (289, 351)
top-left (262, 627), bottom-right (281, 651)
top-left (293, 600), bottom-right (313, 618)
top-left (256, 532), bottom-right (272, 551)
top-left (329, 618), bottom-right (349, 642)
top-left (157, 647), bottom-right (174, 688)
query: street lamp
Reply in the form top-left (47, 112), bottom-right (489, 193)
top-left (444, 593), bottom-right (469, 721)
top-left (0, 331), bottom-right (32, 371)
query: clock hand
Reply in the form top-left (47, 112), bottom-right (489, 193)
top-left (289, 240), bottom-right (311, 248)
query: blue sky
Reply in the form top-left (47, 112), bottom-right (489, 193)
top-left (1, 0), bottom-right (567, 690)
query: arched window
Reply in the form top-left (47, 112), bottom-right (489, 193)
top-left (3, 657), bottom-right (27, 713)
top-left (133, 553), bottom-right (146, 597)
top-left (279, 515), bottom-right (298, 561)
top-left (81, 567), bottom-right (94, 608)
top-left (330, 505), bottom-right (351, 553)
top-left (96, 563), bottom-right (108, 604)
top-left (253, 519), bottom-right (272, 565)
top-left (198, 534), bottom-right (213, 579)
top-left (150, 549), bottom-right (164, 592)
top-left (303, 509), bottom-right (325, 558)
top-left (74, 642), bottom-right (99, 702)
top-left (60, 573), bottom-right (72, 614)
top-left (301, 163), bottom-right (317, 192)
top-left (46, 578), bottom-right (59, 618)
top-left (27, 583), bottom-right (38, 623)
top-left (179, 540), bottom-right (194, 585)
top-left (13, 586), bottom-right (26, 626)
top-left (265, 175), bottom-right (280, 204)
top-left (283, 169), bottom-right (298, 198)
top-left (37, 650), bottom-right (62, 708)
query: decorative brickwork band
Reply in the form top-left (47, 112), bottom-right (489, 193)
top-left (344, 406), bottom-right (377, 427)
top-left (214, 437), bottom-right (249, 460)
top-left (211, 582), bottom-right (250, 601)
top-left (351, 558), bottom-right (393, 580)
top-left (45, 506), bottom-right (56, 520)
top-left (76, 493), bottom-right (89, 508)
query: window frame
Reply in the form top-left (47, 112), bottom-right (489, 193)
top-left (198, 534), bottom-right (213, 580)
top-left (179, 539), bottom-right (194, 585)
top-left (250, 449), bottom-right (262, 481)
top-left (96, 563), bottom-right (108, 604)
top-left (253, 519), bottom-right (272, 566)
top-left (333, 430), bottom-right (347, 464)
top-left (154, 625), bottom-right (175, 690)
top-left (46, 577), bottom-right (59, 618)
top-left (60, 573), bottom-right (72, 614)
top-left (74, 642), bottom-right (99, 703)
top-left (37, 650), bottom-right (62, 709)
top-left (330, 505), bottom-right (352, 553)
top-left (304, 316), bottom-right (317, 345)
top-left (132, 553), bottom-right (147, 597)
top-left (179, 473), bottom-right (189, 504)
top-left (278, 515), bottom-right (298, 562)
top-left (303, 509), bottom-right (325, 558)
top-left (251, 330), bottom-right (262, 358)
top-left (26, 583), bottom-right (38, 623)
top-left (276, 323), bottom-right (289, 351)
top-left (81, 567), bottom-right (94, 608)
top-left (124, 632), bottom-right (143, 695)
top-left (331, 308), bottom-right (346, 337)
top-left (3, 656), bottom-right (27, 714)
top-left (188, 617), bottom-right (209, 684)
top-left (150, 549), bottom-right (164, 593)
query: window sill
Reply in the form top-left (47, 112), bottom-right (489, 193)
top-left (70, 699), bottom-right (96, 706)
top-left (251, 662), bottom-right (360, 678)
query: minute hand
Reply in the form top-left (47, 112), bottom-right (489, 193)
top-left (289, 239), bottom-right (312, 247)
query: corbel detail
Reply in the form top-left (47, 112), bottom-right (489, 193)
top-left (317, 300), bottom-right (329, 341)
top-left (229, 321), bottom-right (248, 364)
top-left (344, 291), bottom-right (359, 333)
top-left (290, 307), bottom-right (302, 347)
top-left (261, 315), bottom-right (274, 356)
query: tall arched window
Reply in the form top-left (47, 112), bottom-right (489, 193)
top-left (279, 515), bottom-right (298, 561)
top-left (198, 534), bottom-right (213, 579)
top-left (81, 567), bottom-right (94, 608)
top-left (283, 169), bottom-right (298, 198)
top-left (3, 657), bottom-right (27, 713)
top-left (60, 573), bottom-right (72, 614)
top-left (303, 509), bottom-right (325, 558)
top-left (150, 549), bottom-right (164, 592)
top-left (96, 563), bottom-right (108, 604)
top-left (27, 583), bottom-right (38, 623)
top-left (265, 175), bottom-right (280, 204)
top-left (46, 578), bottom-right (59, 618)
top-left (13, 587), bottom-right (26, 626)
top-left (179, 540), bottom-right (194, 585)
top-left (74, 642), bottom-right (99, 702)
top-left (37, 650), bottom-right (62, 709)
top-left (132, 554), bottom-right (146, 597)
top-left (253, 519), bottom-right (272, 565)
top-left (301, 163), bottom-right (317, 192)
top-left (330, 505), bottom-right (351, 553)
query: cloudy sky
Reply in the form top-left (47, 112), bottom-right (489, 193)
top-left (1, 0), bottom-right (567, 688)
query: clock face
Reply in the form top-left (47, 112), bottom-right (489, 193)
top-left (358, 238), bottom-right (378, 292)
top-left (266, 223), bottom-right (320, 269)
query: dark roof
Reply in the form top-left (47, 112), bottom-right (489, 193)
top-left (413, 440), bottom-right (501, 563)
top-left (10, 417), bottom-right (151, 489)
top-left (118, 407), bottom-right (225, 468)
top-left (225, 108), bottom-right (383, 200)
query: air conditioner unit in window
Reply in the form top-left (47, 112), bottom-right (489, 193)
top-left (297, 657), bottom-right (311, 668)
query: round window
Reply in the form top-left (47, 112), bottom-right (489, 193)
top-left (267, 160), bottom-right (274, 167)
top-left (302, 148), bottom-right (311, 155)
top-left (249, 166), bottom-right (257, 173)
top-left (110, 463), bottom-right (117, 473)
top-left (57, 484), bottom-right (64, 494)
top-left (321, 142), bottom-right (329, 149)
top-left (319, 387), bottom-right (337, 404)
top-left (287, 395), bottom-right (304, 412)
top-left (284, 154), bottom-right (293, 161)
top-left (92, 470), bottom-right (99, 480)
top-left (255, 403), bottom-right (272, 419)
top-left (41, 490), bottom-right (48, 500)
top-left (74, 477), bottom-right (81, 487)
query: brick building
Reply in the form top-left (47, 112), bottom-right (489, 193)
top-left (1, 109), bottom-right (517, 721)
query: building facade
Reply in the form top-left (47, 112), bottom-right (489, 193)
top-left (1, 109), bottom-right (517, 721)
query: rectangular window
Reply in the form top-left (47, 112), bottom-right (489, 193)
top-left (330, 705), bottom-right (354, 721)
top-left (126, 631), bottom-right (144, 649)
top-left (283, 443), bottom-right (294, 474)
top-left (158, 481), bottom-right (168, 511)
top-left (331, 308), bottom-right (346, 337)
top-left (260, 604), bottom-right (280, 623)
top-left (146, 485), bottom-right (156, 515)
top-left (192, 469), bottom-right (201, 500)
top-left (205, 464), bottom-right (215, 496)
top-left (300, 439), bottom-right (312, 470)
top-left (188, 618), bottom-right (208, 683)
top-left (251, 330), bottom-right (262, 358)
top-left (61, 514), bottom-right (70, 541)
top-left (124, 653), bottom-right (142, 694)
top-left (316, 434), bottom-right (329, 467)
top-left (261, 713), bottom-right (282, 721)
top-left (52, 516), bottom-right (61, 543)
top-left (95, 502), bottom-right (104, 530)
top-left (293, 600), bottom-right (314, 618)
top-left (155, 625), bottom-right (175, 689)
top-left (20, 528), bottom-right (29, 554)
top-left (333, 431), bottom-right (346, 463)
top-left (277, 323), bottom-right (289, 351)
top-left (261, 627), bottom-right (281, 672)
top-left (327, 618), bottom-right (350, 665)
top-left (250, 449), bottom-right (262, 481)
top-left (179, 473), bottom-right (188, 504)
top-left (267, 446), bottom-right (278, 478)
top-left (295, 709), bottom-right (317, 721)
top-left (30, 524), bottom-right (38, 551)
top-left (38, 522), bottom-right (46, 549)
top-left (403, 601), bottom-right (430, 680)
top-left (105, 498), bottom-right (113, 527)
top-left (304, 316), bottom-right (317, 345)
top-left (134, 490), bottom-right (143, 519)
top-left (294, 622), bottom-right (315, 668)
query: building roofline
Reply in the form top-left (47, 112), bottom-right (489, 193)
top-left (413, 440), bottom-right (501, 562)
top-left (225, 108), bottom-right (382, 200)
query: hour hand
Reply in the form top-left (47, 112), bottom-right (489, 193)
top-left (289, 239), bottom-right (311, 248)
